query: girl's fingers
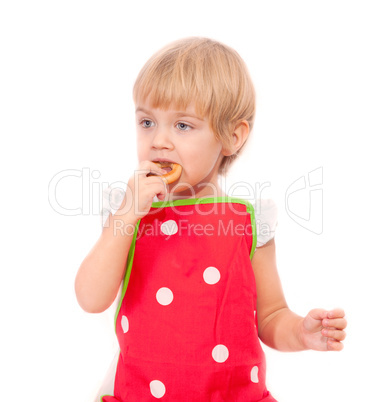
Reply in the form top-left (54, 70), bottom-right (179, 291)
top-left (308, 308), bottom-right (328, 321)
top-left (136, 161), bottom-right (168, 177)
top-left (309, 308), bottom-right (346, 324)
top-left (327, 308), bottom-right (345, 319)
top-left (322, 317), bottom-right (347, 330)
top-left (322, 328), bottom-right (346, 341)
top-left (327, 339), bottom-right (344, 351)
top-left (138, 167), bottom-right (168, 178)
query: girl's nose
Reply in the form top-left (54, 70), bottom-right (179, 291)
top-left (151, 128), bottom-right (174, 150)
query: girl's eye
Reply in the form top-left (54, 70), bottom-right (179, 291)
top-left (140, 119), bottom-right (154, 128)
top-left (176, 122), bottom-right (191, 131)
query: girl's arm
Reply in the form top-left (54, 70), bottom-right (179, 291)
top-left (75, 161), bottom-right (168, 313)
top-left (75, 210), bottom-right (139, 313)
top-left (252, 239), bottom-right (347, 352)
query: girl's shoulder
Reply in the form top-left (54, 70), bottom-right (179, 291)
top-left (101, 186), bottom-right (125, 227)
top-left (249, 198), bottom-right (278, 248)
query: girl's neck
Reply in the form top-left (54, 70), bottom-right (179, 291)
top-left (165, 181), bottom-right (227, 201)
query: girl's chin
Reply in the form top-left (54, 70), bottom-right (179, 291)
top-left (167, 181), bottom-right (193, 195)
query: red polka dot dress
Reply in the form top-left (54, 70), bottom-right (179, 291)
top-left (101, 197), bottom-right (277, 401)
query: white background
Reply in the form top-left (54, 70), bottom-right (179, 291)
top-left (1, 1), bottom-right (369, 401)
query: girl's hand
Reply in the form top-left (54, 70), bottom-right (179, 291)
top-left (299, 308), bottom-right (347, 351)
top-left (117, 161), bottom-right (168, 222)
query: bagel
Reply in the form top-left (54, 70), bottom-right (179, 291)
top-left (151, 162), bottom-right (182, 184)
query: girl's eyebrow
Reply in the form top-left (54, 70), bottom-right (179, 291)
top-left (173, 112), bottom-right (205, 122)
top-left (135, 107), bottom-right (204, 122)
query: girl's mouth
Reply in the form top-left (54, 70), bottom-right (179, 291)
top-left (161, 166), bottom-right (172, 173)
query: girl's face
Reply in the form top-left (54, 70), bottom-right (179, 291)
top-left (135, 100), bottom-right (228, 199)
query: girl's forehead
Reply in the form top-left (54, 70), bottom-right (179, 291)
top-left (134, 88), bottom-right (207, 118)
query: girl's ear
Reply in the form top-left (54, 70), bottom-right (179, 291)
top-left (222, 120), bottom-right (250, 156)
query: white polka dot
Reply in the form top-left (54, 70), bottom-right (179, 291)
top-left (160, 220), bottom-right (178, 236)
top-left (156, 287), bottom-right (174, 305)
top-left (251, 366), bottom-right (259, 383)
top-left (150, 380), bottom-right (166, 398)
top-left (203, 267), bottom-right (221, 285)
top-left (121, 315), bottom-right (129, 333)
top-left (212, 344), bottom-right (229, 363)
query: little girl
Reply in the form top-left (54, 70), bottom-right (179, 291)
top-left (75, 37), bottom-right (347, 401)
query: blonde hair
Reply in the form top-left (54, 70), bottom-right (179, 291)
top-left (133, 37), bottom-right (256, 175)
